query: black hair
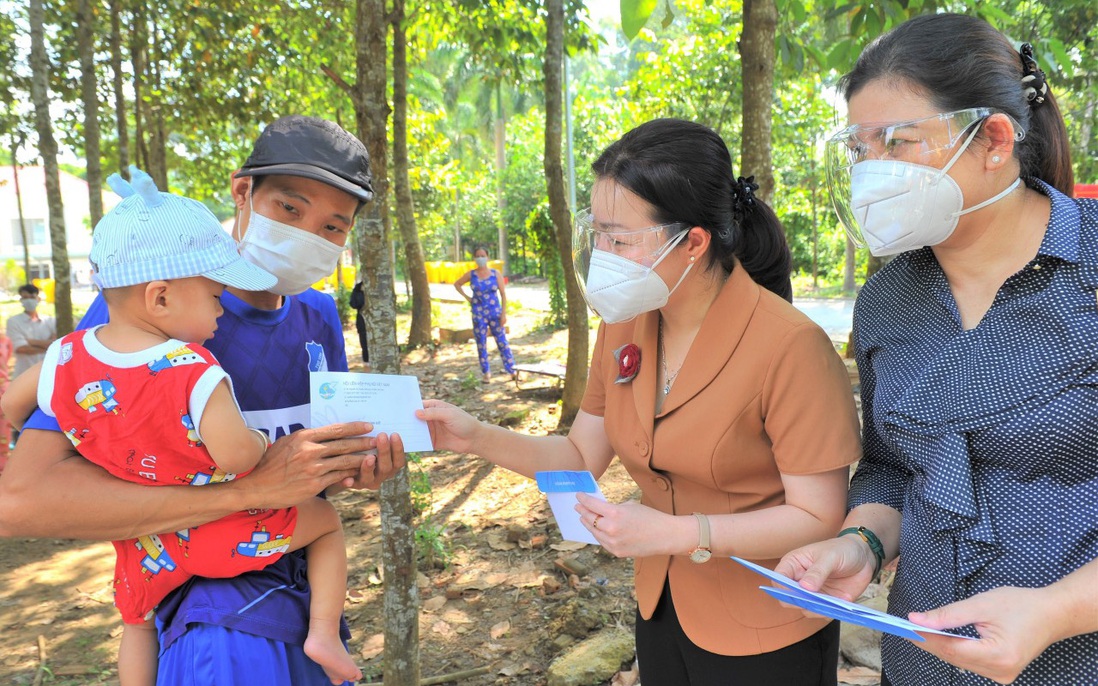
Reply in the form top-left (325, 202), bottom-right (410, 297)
top-left (841, 13), bottom-right (1074, 195)
top-left (591, 118), bottom-right (792, 302)
top-left (18, 283), bottom-right (39, 297)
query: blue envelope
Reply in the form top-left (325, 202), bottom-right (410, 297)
top-left (759, 585), bottom-right (927, 641)
top-left (732, 556), bottom-right (977, 642)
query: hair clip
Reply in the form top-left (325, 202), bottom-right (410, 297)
top-left (732, 175), bottom-right (759, 210)
top-left (1019, 43), bottom-right (1048, 108)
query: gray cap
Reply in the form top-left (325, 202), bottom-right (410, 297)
top-left (235, 115), bottom-right (374, 202)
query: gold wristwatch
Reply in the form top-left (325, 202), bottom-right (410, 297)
top-left (689, 512), bottom-right (712, 564)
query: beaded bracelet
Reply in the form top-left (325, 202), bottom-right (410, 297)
top-left (838, 526), bottom-right (885, 579)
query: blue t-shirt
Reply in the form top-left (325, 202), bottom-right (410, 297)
top-left (28, 288), bottom-right (350, 650)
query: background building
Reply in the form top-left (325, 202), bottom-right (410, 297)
top-left (0, 166), bottom-right (117, 292)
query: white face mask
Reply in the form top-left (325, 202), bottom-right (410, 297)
top-left (474, 256), bottom-right (488, 268)
top-left (850, 127), bottom-right (1021, 257)
top-left (238, 193), bottom-right (346, 296)
top-left (582, 230), bottom-right (692, 324)
top-left (20, 298), bottom-right (38, 312)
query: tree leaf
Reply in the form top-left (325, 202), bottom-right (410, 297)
top-left (621, 0), bottom-right (658, 41)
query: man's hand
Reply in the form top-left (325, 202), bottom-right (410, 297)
top-left (342, 431), bottom-right (407, 491)
top-left (240, 421), bottom-right (373, 510)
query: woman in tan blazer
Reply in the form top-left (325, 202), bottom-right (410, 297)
top-left (420, 118), bottom-right (861, 685)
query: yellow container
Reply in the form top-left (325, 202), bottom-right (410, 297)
top-left (311, 264), bottom-right (356, 292)
top-left (425, 262), bottom-right (440, 283)
top-left (33, 278), bottom-right (55, 303)
top-left (336, 264), bottom-right (356, 289)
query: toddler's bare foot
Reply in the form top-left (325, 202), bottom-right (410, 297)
top-left (304, 633), bottom-right (362, 685)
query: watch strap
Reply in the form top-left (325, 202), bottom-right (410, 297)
top-left (692, 512), bottom-right (710, 550)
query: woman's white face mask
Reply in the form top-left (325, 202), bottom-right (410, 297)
top-left (578, 228), bottom-right (693, 324)
top-left (826, 107), bottom-right (1024, 256)
top-left (237, 186), bottom-right (346, 296)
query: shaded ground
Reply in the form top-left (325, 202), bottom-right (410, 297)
top-left (0, 294), bottom-right (875, 685)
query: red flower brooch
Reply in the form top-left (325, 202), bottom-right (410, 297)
top-left (613, 343), bottom-right (641, 385)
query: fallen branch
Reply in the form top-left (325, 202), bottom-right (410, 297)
top-left (32, 634), bottom-right (47, 686)
top-left (362, 665), bottom-right (493, 686)
top-left (420, 666), bottom-right (492, 685)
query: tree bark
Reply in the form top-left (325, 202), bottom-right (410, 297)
top-left (146, 15), bottom-right (168, 189)
top-left (391, 0), bottom-right (433, 350)
top-left (76, 0), bottom-right (103, 228)
top-left (495, 86), bottom-right (509, 276)
top-left (130, 0), bottom-right (148, 172)
top-left (353, 0), bottom-right (419, 682)
top-left (843, 237), bottom-right (855, 293)
top-left (109, 0), bottom-right (129, 177)
top-left (544, 0), bottom-right (588, 427)
top-left (28, 0), bottom-right (73, 335)
top-left (10, 135), bottom-right (31, 283)
top-left (739, 0), bottom-right (777, 203)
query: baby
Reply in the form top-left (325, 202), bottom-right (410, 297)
top-left (3, 168), bottom-right (360, 686)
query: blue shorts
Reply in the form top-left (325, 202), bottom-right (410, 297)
top-left (156, 623), bottom-right (353, 686)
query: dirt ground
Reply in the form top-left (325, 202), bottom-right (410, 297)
top-left (0, 296), bottom-right (878, 686)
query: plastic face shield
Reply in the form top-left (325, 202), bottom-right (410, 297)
top-left (825, 108), bottom-right (1000, 246)
top-left (572, 208), bottom-right (687, 302)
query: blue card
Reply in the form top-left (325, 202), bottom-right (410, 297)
top-left (535, 471), bottom-right (605, 544)
top-left (535, 470), bottom-right (600, 493)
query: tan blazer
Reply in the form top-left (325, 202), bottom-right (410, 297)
top-left (581, 262), bottom-right (861, 655)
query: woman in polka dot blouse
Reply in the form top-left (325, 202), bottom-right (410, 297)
top-left (777, 14), bottom-right (1097, 686)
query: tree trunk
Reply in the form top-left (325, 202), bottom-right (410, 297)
top-left (495, 86), bottom-right (508, 276)
top-left (391, 1), bottom-right (433, 350)
top-left (353, 0), bottom-right (419, 682)
top-left (131, 0), bottom-right (148, 172)
top-left (10, 136), bottom-right (31, 283)
top-left (866, 253), bottom-right (884, 280)
top-left (739, 0), bottom-right (777, 203)
top-left (146, 15), bottom-right (168, 189)
top-left (109, 0), bottom-right (129, 177)
top-left (843, 237), bottom-right (855, 293)
top-left (29, 0), bottom-right (73, 336)
top-left (76, 0), bottom-right (103, 228)
top-left (544, 0), bottom-right (588, 427)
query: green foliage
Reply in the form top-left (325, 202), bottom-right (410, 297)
top-left (459, 369), bottom-right (480, 391)
top-left (622, 0), bottom-right (659, 39)
top-left (525, 199), bottom-right (567, 326)
top-left (6, 0), bottom-right (1096, 297)
top-left (405, 453), bottom-right (453, 569)
top-left (414, 521), bottom-right (453, 570)
top-left (334, 278), bottom-right (351, 327)
top-left (1, 259), bottom-right (25, 292)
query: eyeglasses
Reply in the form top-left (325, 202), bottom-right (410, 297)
top-left (573, 209), bottom-right (687, 265)
top-left (827, 108), bottom-right (996, 169)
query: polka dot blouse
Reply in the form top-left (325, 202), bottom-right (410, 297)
top-left (848, 178), bottom-right (1098, 685)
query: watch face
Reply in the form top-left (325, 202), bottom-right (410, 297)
top-left (690, 549), bottom-right (712, 564)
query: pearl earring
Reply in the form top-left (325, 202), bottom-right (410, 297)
top-left (690, 256), bottom-right (696, 262)
top-left (991, 155), bottom-right (1002, 164)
